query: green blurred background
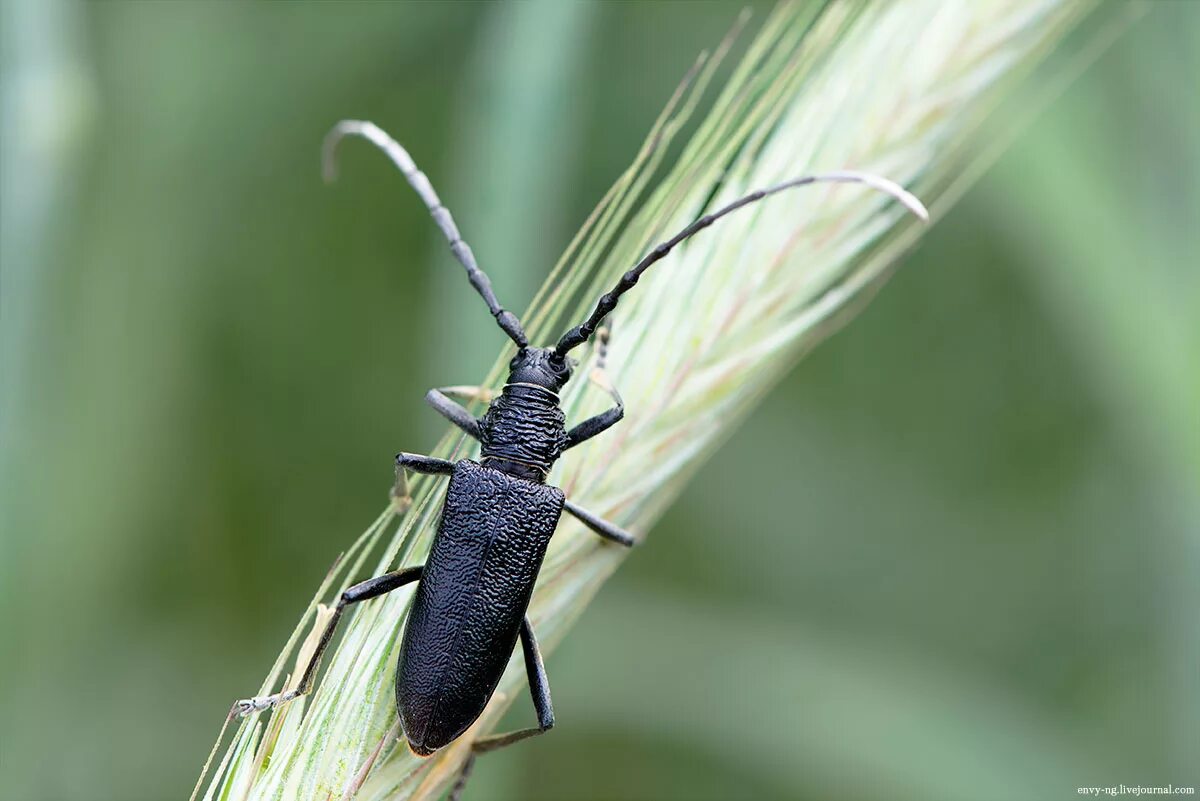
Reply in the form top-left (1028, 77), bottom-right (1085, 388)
top-left (2, 2), bottom-right (1197, 800)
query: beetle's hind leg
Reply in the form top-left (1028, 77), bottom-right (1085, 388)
top-left (231, 565), bottom-right (423, 718)
top-left (426, 385), bottom-right (495, 440)
top-left (391, 452), bottom-right (455, 513)
top-left (474, 618), bottom-right (555, 751)
top-left (448, 617), bottom-right (554, 801)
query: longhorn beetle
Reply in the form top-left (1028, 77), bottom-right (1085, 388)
top-left (232, 120), bottom-right (928, 797)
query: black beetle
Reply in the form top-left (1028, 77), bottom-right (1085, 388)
top-left (232, 120), bottom-right (927, 797)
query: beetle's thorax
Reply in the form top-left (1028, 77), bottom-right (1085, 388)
top-left (478, 348), bottom-right (572, 483)
top-left (479, 383), bottom-right (566, 482)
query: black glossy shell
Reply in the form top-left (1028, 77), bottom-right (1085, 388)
top-left (396, 459), bottom-right (564, 754)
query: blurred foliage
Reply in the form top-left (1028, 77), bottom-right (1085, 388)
top-left (0, 2), bottom-right (1196, 801)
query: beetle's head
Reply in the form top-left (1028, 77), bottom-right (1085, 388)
top-left (506, 346), bottom-right (574, 392)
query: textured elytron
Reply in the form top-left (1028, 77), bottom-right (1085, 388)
top-left (396, 460), bottom-right (565, 753)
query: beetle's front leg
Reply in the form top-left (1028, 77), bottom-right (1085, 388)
top-left (564, 397), bottom-right (623, 449)
top-left (565, 327), bottom-right (624, 449)
top-left (392, 452), bottom-right (455, 513)
top-left (426, 385), bottom-right (495, 440)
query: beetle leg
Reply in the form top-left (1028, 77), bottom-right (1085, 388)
top-left (447, 755), bottom-right (477, 801)
top-left (563, 499), bottom-right (636, 547)
top-left (426, 386), bottom-right (493, 440)
top-left (448, 618), bottom-right (554, 801)
top-left (231, 565), bottom-right (423, 718)
top-left (564, 400), bottom-right (623, 449)
top-left (565, 326), bottom-right (623, 449)
top-left (392, 452), bottom-right (456, 512)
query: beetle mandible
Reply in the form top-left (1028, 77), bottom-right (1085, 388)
top-left (232, 119), bottom-right (928, 796)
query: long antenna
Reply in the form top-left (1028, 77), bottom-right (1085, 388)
top-left (323, 120), bottom-right (529, 348)
top-left (555, 171), bottom-right (929, 355)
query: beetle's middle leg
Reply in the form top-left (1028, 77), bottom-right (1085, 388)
top-left (447, 617), bottom-right (554, 801)
top-left (392, 452), bottom-right (455, 512)
top-left (426, 386), bottom-right (495, 440)
top-left (563, 499), bottom-right (636, 547)
top-left (231, 565), bottom-right (424, 717)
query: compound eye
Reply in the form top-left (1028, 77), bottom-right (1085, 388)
top-left (509, 349), bottom-right (528, 370)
